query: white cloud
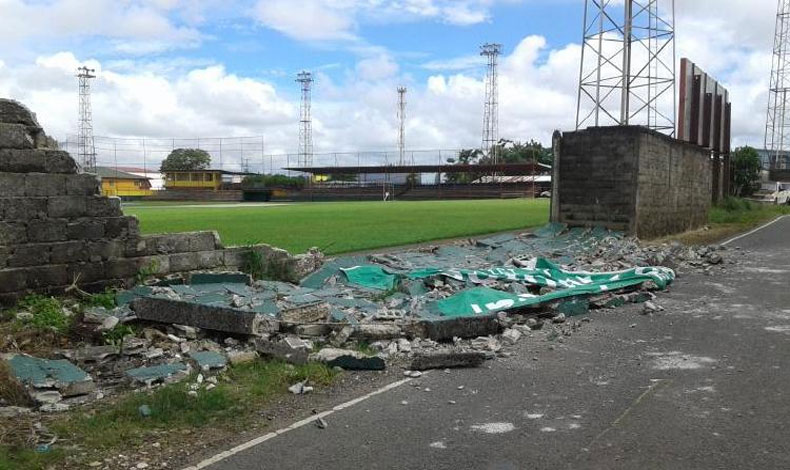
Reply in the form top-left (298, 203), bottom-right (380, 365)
top-left (252, 0), bottom-right (357, 41)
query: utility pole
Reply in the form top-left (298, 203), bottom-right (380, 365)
top-left (397, 86), bottom-right (407, 165)
top-left (576, 0), bottom-right (676, 136)
top-left (481, 43), bottom-right (502, 165)
top-left (76, 66), bottom-right (97, 173)
top-left (765, 0), bottom-right (790, 170)
top-left (296, 71), bottom-right (314, 168)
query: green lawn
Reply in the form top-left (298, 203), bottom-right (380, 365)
top-left (124, 199), bottom-right (550, 255)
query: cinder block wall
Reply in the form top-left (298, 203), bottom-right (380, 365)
top-left (0, 99), bottom-right (316, 305)
top-left (555, 126), bottom-right (711, 238)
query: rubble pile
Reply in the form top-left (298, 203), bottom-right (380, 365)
top-left (1, 223), bottom-right (734, 416)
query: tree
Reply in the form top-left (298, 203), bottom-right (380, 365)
top-left (731, 146), bottom-right (762, 197)
top-left (160, 148), bottom-right (212, 172)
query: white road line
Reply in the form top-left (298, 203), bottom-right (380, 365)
top-left (721, 215), bottom-right (789, 246)
top-left (182, 376), bottom-right (417, 470)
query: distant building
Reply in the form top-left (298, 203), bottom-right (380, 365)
top-left (96, 167), bottom-right (153, 198)
top-left (162, 169), bottom-right (254, 191)
top-left (111, 167), bottom-right (164, 190)
top-left (755, 149), bottom-right (790, 170)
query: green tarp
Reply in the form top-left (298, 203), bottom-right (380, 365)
top-left (341, 258), bottom-right (675, 318)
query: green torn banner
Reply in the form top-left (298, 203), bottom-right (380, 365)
top-left (342, 258), bottom-right (675, 317)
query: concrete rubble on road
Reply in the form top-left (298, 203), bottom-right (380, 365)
top-left (1, 223), bottom-right (737, 416)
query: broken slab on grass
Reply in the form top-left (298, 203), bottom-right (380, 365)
top-left (125, 362), bottom-right (189, 385)
top-left (255, 336), bottom-right (310, 365)
top-left (411, 313), bottom-right (502, 341)
top-left (189, 351), bottom-right (227, 371)
top-left (131, 296), bottom-right (278, 336)
top-left (409, 351), bottom-right (487, 371)
top-left (6, 354), bottom-right (95, 398)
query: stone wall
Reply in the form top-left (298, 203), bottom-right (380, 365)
top-left (0, 99), bottom-right (319, 305)
top-left (554, 126), bottom-right (712, 238)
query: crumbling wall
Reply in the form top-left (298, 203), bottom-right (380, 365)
top-left (0, 99), bottom-right (318, 305)
top-left (555, 126), bottom-right (711, 238)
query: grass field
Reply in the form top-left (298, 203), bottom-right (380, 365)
top-left (125, 199), bottom-right (551, 255)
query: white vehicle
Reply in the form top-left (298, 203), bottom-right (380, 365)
top-left (772, 182), bottom-right (790, 205)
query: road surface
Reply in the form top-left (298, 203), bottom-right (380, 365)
top-left (199, 216), bottom-right (790, 470)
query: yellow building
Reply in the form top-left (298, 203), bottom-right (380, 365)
top-left (96, 167), bottom-right (153, 198)
top-left (163, 170), bottom-right (252, 191)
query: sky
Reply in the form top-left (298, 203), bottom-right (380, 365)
top-left (0, 0), bottom-right (780, 170)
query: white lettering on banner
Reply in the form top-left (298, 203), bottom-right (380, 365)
top-left (471, 304), bottom-right (483, 314)
top-left (486, 299), bottom-right (514, 311)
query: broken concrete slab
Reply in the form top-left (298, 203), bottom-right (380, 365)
top-left (310, 348), bottom-right (385, 371)
top-left (280, 301), bottom-right (330, 324)
top-left (409, 351), bottom-right (487, 371)
top-left (410, 314), bottom-right (501, 341)
top-left (126, 362), bottom-right (189, 385)
top-left (352, 324), bottom-right (403, 342)
top-left (255, 336), bottom-right (310, 365)
top-left (131, 297), bottom-right (278, 336)
top-left (58, 345), bottom-right (118, 362)
top-left (7, 354), bottom-right (95, 397)
top-left (189, 351), bottom-right (227, 371)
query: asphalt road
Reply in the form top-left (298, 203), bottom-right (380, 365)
top-left (203, 216), bottom-right (790, 470)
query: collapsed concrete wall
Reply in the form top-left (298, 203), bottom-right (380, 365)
top-left (0, 99), bottom-right (319, 305)
top-left (553, 126), bottom-right (712, 238)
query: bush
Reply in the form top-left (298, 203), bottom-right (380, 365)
top-left (718, 197), bottom-right (753, 212)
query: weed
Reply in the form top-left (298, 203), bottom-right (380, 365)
top-left (241, 244), bottom-right (265, 280)
top-left (102, 324), bottom-right (135, 353)
top-left (370, 285), bottom-right (400, 302)
top-left (241, 245), bottom-right (295, 282)
top-left (354, 341), bottom-right (377, 356)
top-left (84, 289), bottom-right (117, 309)
top-left (135, 260), bottom-right (160, 285)
top-left (17, 295), bottom-right (69, 334)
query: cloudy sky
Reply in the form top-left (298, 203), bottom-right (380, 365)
top-left (0, 0), bottom-right (779, 170)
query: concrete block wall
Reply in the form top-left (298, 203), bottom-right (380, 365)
top-left (0, 99), bottom-right (318, 305)
top-left (555, 126), bottom-right (711, 239)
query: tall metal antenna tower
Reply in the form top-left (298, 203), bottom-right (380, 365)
top-left (296, 71), bottom-right (314, 168)
top-left (765, 0), bottom-right (790, 170)
top-left (76, 66), bottom-right (97, 173)
top-left (575, 0), bottom-right (676, 136)
top-left (481, 43), bottom-right (502, 164)
top-left (397, 86), bottom-right (407, 165)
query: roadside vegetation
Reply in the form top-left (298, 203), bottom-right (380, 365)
top-left (0, 358), bottom-right (337, 470)
top-left (658, 197), bottom-right (790, 245)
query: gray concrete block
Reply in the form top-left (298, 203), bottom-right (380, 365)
top-left (85, 196), bottom-right (121, 217)
top-left (131, 297), bottom-right (279, 335)
top-left (85, 240), bottom-right (124, 261)
top-left (66, 219), bottom-right (104, 240)
top-left (50, 241), bottom-right (89, 264)
top-left (0, 221), bottom-right (28, 245)
top-left (64, 174), bottom-right (100, 196)
top-left (103, 216), bottom-right (138, 238)
top-left (0, 123), bottom-right (34, 149)
top-left (0, 268), bottom-right (28, 293)
top-left (412, 314), bottom-right (502, 341)
top-left (189, 231), bottom-right (221, 252)
top-left (168, 252), bottom-right (200, 272)
top-left (0, 99), bottom-right (40, 127)
top-left (68, 262), bottom-right (107, 284)
top-left (102, 258), bottom-right (141, 280)
top-left (47, 196), bottom-right (86, 218)
top-left (197, 250), bottom-right (225, 269)
top-left (25, 265), bottom-right (68, 289)
top-left (27, 219), bottom-right (67, 243)
top-left (0, 149), bottom-right (77, 174)
top-left (410, 351), bottom-right (486, 371)
top-left (24, 173), bottom-right (66, 196)
top-left (222, 247), bottom-right (247, 268)
top-left (0, 197), bottom-right (47, 220)
top-left (8, 243), bottom-right (49, 267)
top-left (0, 173), bottom-right (27, 197)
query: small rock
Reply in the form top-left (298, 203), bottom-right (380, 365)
top-left (167, 334), bottom-right (185, 343)
top-left (288, 381), bottom-right (314, 395)
top-left (315, 417), bottom-right (328, 429)
top-left (98, 315), bottom-right (119, 332)
top-left (136, 463), bottom-right (149, 469)
top-left (552, 313), bottom-right (566, 324)
top-left (501, 328), bottom-right (522, 345)
top-left (403, 370), bottom-right (422, 378)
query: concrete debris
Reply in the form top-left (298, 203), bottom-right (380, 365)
top-left (189, 351), bottom-right (227, 371)
top-left (125, 362), bottom-right (189, 386)
top-left (410, 351), bottom-right (487, 371)
top-left (97, 315), bottom-right (119, 332)
top-left (310, 347), bottom-right (386, 370)
top-left (288, 381), bottom-right (314, 394)
top-left (314, 417), bottom-right (328, 429)
top-left (501, 328), bottom-right (522, 345)
top-left (5, 354), bottom-right (95, 406)
top-left (256, 336), bottom-right (310, 365)
top-left (0, 406), bottom-right (32, 418)
top-left (403, 370), bottom-right (423, 378)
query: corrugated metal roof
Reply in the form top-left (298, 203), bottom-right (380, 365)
top-left (95, 167), bottom-right (151, 180)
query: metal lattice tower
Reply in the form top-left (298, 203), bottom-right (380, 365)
top-left (575, 0), bottom-right (676, 136)
top-left (296, 71), bottom-right (314, 168)
top-left (397, 86), bottom-right (408, 165)
top-left (765, 0), bottom-right (790, 170)
top-left (76, 66), bottom-right (97, 173)
top-left (481, 43), bottom-right (502, 164)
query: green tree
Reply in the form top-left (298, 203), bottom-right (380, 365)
top-left (445, 148), bottom-right (483, 184)
top-left (731, 146), bottom-right (762, 197)
top-left (160, 148), bottom-right (212, 172)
